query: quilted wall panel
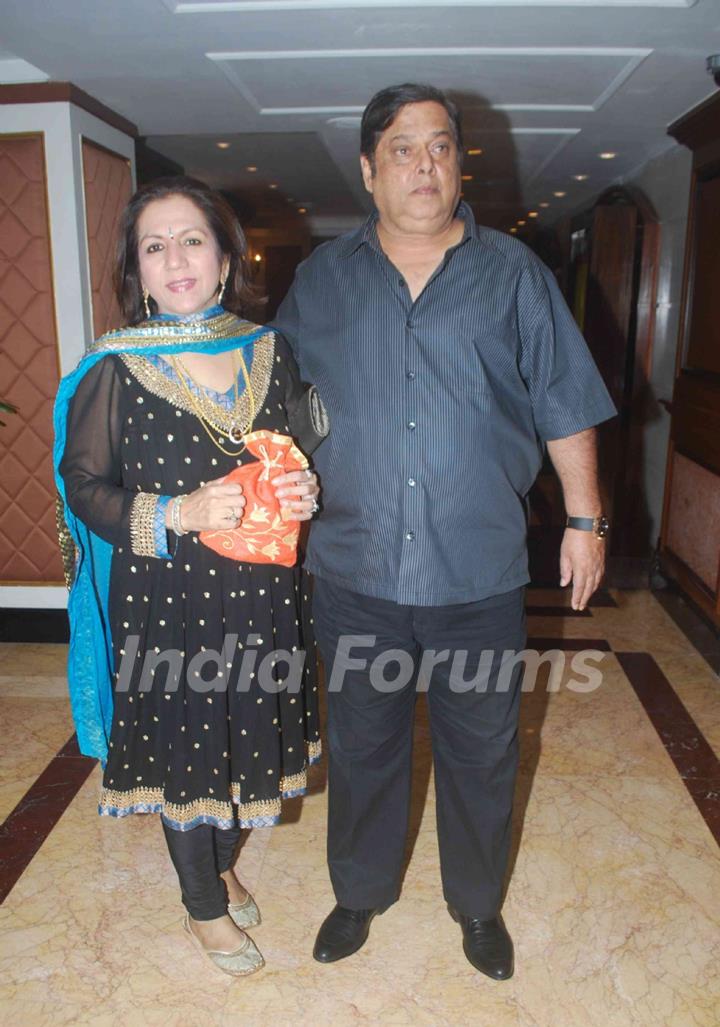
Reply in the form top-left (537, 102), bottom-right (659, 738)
top-left (0, 134), bottom-right (64, 584)
top-left (666, 451), bottom-right (720, 593)
top-left (82, 139), bottom-right (132, 337)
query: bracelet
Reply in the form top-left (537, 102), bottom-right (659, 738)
top-left (171, 494), bottom-right (188, 536)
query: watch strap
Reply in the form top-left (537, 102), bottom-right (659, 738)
top-left (566, 515), bottom-right (610, 538)
top-left (566, 516), bottom-right (596, 531)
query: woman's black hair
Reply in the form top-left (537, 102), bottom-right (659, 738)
top-left (113, 175), bottom-right (256, 325)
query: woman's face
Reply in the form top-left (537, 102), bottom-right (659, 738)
top-left (136, 194), bottom-right (228, 316)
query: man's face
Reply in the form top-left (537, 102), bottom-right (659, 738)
top-left (360, 101), bottom-right (462, 235)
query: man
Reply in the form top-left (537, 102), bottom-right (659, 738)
top-left (273, 83), bottom-right (615, 980)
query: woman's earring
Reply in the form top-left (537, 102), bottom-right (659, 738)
top-left (142, 287), bottom-right (151, 319)
top-left (218, 276), bottom-right (227, 305)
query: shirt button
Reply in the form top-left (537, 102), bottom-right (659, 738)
top-left (406, 370), bottom-right (416, 380)
top-left (405, 531), bottom-right (415, 541)
top-left (398, 278), bottom-right (406, 288)
top-left (407, 478), bottom-right (416, 487)
top-left (406, 319), bottom-right (414, 329)
top-left (407, 421), bottom-right (416, 430)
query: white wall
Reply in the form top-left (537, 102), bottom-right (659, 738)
top-left (620, 144), bottom-right (692, 548)
top-left (0, 100), bottom-right (135, 610)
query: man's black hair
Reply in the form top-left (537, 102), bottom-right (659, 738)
top-left (360, 83), bottom-right (464, 167)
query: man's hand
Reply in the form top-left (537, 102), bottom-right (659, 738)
top-left (559, 528), bottom-right (605, 610)
top-left (272, 468), bottom-right (320, 521)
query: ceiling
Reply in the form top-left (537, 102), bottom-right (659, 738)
top-left (1, 0), bottom-right (718, 233)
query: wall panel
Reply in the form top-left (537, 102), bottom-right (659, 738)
top-left (0, 133), bottom-right (63, 583)
top-left (82, 139), bottom-right (132, 337)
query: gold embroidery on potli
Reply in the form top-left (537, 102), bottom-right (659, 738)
top-left (120, 333), bottom-right (275, 435)
top-left (129, 492), bottom-right (160, 557)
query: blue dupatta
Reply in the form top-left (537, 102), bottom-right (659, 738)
top-left (53, 307), bottom-right (269, 762)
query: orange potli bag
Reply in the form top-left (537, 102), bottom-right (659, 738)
top-left (199, 429), bottom-right (309, 567)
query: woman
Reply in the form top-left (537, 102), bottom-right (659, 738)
top-left (54, 177), bottom-right (327, 977)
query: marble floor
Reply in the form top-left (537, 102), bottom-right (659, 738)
top-left (0, 589), bottom-right (718, 1026)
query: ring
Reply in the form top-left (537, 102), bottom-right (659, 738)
top-left (305, 469), bottom-right (313, 480)
top-left (310, 498), bottom-right (320, 515)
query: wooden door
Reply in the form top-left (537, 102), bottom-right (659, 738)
top-left (660, 95), bottom-right (720, 627)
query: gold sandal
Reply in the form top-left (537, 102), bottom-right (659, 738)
top-left (183, 914), bottom-right (265, 977)
top-left (228, 890), bottom-right (261, 929)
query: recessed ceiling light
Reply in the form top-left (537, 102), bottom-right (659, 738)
top-left (246, 165), bottom-right (258, 172)
top-left (254, 253), bottom-right (262, 262)
top-left (539, 202), bottom-right (550, 208)
top-left (461, 175), bottom-right (473, 181)
top-left (517, 219), bottom-right (526, 226)
top-left (553, 191), bottom-right (566, 198)
top-left (573, 174), bottom-right (589, 181)
top-left (298, 207), bottom-right (307, 214)
top-left (528, 212), bottom-right (538, 218)
top-left (467, 148), bottom-right (483, 156)
top-left (509, 227), bottom-right (517, 234)
top-left (216, 142), bottom-right (231, 150)
top-left (598, 152), bottom-right (617, 160)
top-left (269, 183), bottom-right (278, 190)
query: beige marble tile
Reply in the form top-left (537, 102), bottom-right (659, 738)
top-left (581, 591), bottom-right (692, 656)
top-left (0, 642), bottom-right (68, 676)
top-left (1, 592), bottom-right (718, 1026)
top-left (506, 774), bottom-right (720, 1027)
top-left (0, 673), bottom-right (69, 699)
top-left (0, 696), bottom-right (75, 820)
top-left (518, 654), bottom-right (681, 779)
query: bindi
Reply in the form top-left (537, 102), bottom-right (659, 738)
top-left (168, 227), bottom-right (175, 239)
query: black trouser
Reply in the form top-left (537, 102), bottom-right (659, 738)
top-left (312, 579), bottom-right (526, 920)
top-left (163, 822), bottom-right (242, 920)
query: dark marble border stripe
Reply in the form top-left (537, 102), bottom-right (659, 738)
top-left (526, 605), bottom-right (592, 618)
top-left (652, 588), bottom-right (720, 676)
top-left (616, 652), bottom-right (720, 847)
top-left (0, 609), bottom-right (70, 643)
top-left (527, 637), bottom-right (611, 651)
top-left (0, 734), bottom-right (97, 905)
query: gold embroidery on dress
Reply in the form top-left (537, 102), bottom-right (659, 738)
top-left (129, 492), bottom-right (160, 558)
top-left (307, 740), bottom-right (322, 762)
top-left (279, 770), bottom-right (308, 795)
top-left (56, 493), bottom-right (76, 589)
top-left (99, 786), bottom-right (234, 825)
top-left (99, 765), bottom-right (319, 826)
top-left (120, 332), bottom-right (275, 435)
top-left (88, 311), bottom-right (260, 354)
top-left (234, 794), bottom-right (283, 823)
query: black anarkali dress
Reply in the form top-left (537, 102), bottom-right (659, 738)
top-left (60, 328), bottom-right (321, 831)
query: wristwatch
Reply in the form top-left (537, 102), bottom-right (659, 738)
top-left (566, 515), bottom-right (609, 539)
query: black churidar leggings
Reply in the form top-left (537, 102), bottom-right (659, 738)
top-left (162, 822), bottom-right (242, 920)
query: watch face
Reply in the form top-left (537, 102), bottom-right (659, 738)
top-left (595, 516), bottom-right (610, 538)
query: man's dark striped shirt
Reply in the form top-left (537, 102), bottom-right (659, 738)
top-left (273, 202), bottom-right (616, 606)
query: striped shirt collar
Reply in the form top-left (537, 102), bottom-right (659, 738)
top-left (337, 200), bottom-right (478, 258)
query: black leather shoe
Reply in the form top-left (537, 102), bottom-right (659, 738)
top-left (313, 905), bottom-right (378, 963)
top-left (449, 908), bottom-right (514, 980)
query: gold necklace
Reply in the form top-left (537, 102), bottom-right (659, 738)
top-left (171, 350), bottom-right (256, 457)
